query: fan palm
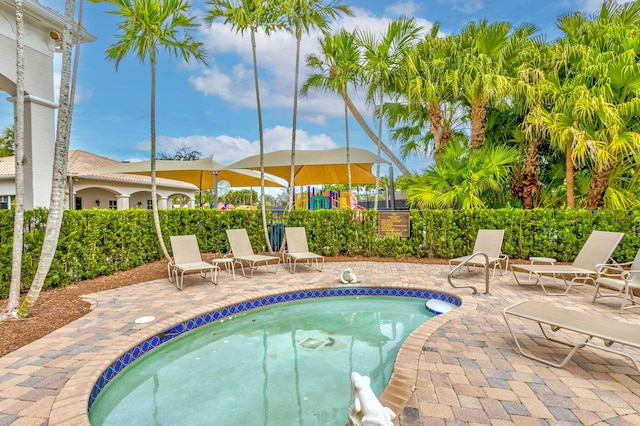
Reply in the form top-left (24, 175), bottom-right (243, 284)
top-left (406, 138), bottom-right (518, 209)
top-left (452, 20), bottom-right (536, 150)
top-left (389, 24), bottom-right (460, 161)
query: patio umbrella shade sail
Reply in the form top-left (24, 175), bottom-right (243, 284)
top-left (227, 147), bottom-right (388, 186)
top-left (87, 158), bottom-right (286, 189)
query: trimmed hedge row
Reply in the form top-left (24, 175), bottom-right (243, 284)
top-left (0, 208), bottom-right (638, 298)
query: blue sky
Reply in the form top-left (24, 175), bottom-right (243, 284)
top-left (2, 0), bottom-right (607, 179)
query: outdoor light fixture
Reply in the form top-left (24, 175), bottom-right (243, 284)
top-left (49, 31), bottom-right (60, 40)
top-left (95, 199), bottom-right (100, 207)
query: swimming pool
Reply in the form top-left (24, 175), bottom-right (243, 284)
top-left (87, 287), bottom-right (461, 425)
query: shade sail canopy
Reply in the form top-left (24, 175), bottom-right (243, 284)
top-left (88, 158), bottom-right (286, 190)
top-left (227, 147), bottom-right (388, 186)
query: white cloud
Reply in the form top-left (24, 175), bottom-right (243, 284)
top-left (191, 7), bottom-right (433, 130)
top-left (134, 125), bottom-right (337, 165)
top-left (385, 1), bottom-right (421, 18)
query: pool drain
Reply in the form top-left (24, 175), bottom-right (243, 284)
top-left (299, 337), bottom-right (328, 350)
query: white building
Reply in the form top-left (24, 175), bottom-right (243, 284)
top-left (1, 0), bottom-right (95, 209)
top-left (0, 150), bottom-right (197, 209)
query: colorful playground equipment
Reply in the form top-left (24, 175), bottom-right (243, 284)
top-left (293, 187), bottom-right (361, 210)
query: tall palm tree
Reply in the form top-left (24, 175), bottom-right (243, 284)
top-left (452, 20), bottom-right (536, 150)
top-left (94, 0), bottom-right (206, 260)
top-left (358, 16), bottom-right (421, 209)
top-left (302, 29), bottom-right (359, 197)
top-left (280, 0), bottom-right (351, 211)
top-left (17, 0), bottom-right (76, 318)
top-left (389, 24), bottom-right (460, 161)
top-left (206, 0), bottom-right (281, 251)
top-left (527, 3), bottom-right (640, 209)
top-left (5, 0), bottom-right (26, 318)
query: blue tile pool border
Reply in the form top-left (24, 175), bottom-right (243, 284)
top-left (87, 286), bottom-right (461, 410)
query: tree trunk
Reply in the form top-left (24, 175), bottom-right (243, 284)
top-left (251, 29), bottom-right (272, 252)
top-left (343, 95), bottom-right (410, 176)
top-left (565, 144), bottom-right (575, 209)
top-left (6, 0), bottom-right (26, 317)
top-left (287, 35), bottom-right (301, 212)
top-left (585, 165), bottom-right (612, 210)
top-left (429, 101), bottom-right (443, 160)
top-left (17, 0), bottom-right (76, 318)
top-left (469, 99), bottom-right (487, 150)
top-left (150, 58), bottom-right (171, 261)
top-left (373, 82), bottom-right (383, 210)
top-left (344, 89), bottom-right (352, 199)
top-left (521, 139), bottom-right (541, 209)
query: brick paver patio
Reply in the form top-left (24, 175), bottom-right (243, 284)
top-left (0, 261), bottom-right (639, 425)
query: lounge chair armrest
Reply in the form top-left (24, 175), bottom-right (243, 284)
top-left (595, 261), bottom-right (631, 275)
top-left (620, 269), bottom-right (640, 281)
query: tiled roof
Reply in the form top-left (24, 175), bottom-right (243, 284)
top-left (0, 150), bottom-right (197, 189)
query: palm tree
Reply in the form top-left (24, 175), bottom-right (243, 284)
top-left (5, 0), bottom-right (26, 318)
top-left (93, 0), bottom-right (206, 260)
top-left (302, 29), bottom-right (360, 197)
top-left (452, 20), bottom-right (536, 150)
top-left (406, 138), bottom-right (518, 209)
top-left (16, 0), bottom-right (76, 318)
top-left (358, 16), bottom-right (421, 209)
top-left (526, 3), bottom-right (640, 209)
top-left (280, 0), bottom-right (351, 211)
top-left (206, 0), bottom-right (281, 252)
top-left (389, 24), bottom-right (460, 161)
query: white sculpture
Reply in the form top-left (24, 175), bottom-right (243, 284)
top-left (340, 268), bottom-right (357, 284)
top-left (348, 372), bottom-right (396, 426)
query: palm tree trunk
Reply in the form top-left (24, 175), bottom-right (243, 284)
top-left (6, 0), bottom-right (26, 317)
top-left (521, 139), bottom-right (541, 209)
top-left (344, 88), bottom-right (352, 198)
top-left (585, 165), bottom-right (612, 210)
top-left (565, 144), bottom-right (575, 208)
top-left (150, 59), bottom-right (171, 261)
top-left (428, 101), bottom-right (444, 160)
top-left (17, 0), bottom-right (76, 318)
top-left (343, 95), bottom-right (410, 176)
top-left (252, 29), bottom-right (272, 252)
top-left (470, 100), bottom-right (487, 149)
top-left (287, 35), bottom-right (302, 212)
top-left (373, 83), bottom-right (383, 210)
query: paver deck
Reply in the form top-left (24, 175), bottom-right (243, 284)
top-left (1, 261), bottom-right (639, 425)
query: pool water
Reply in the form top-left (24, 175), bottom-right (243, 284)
top-left (89, 296), bottom-right (434, 425)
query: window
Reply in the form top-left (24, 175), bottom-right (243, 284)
top-left (147, 199), bottom-right (153, 210)
top-left (75, 197), bottom-right (82, 210)
top-left (0, 195), bottom-right (12, 209)
top-left (108, 200), bottom-right (117, 210)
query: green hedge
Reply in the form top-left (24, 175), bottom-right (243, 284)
top-left (0, 208), bottom-right (638, 298)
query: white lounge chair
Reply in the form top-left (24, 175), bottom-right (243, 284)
top-left (284, 227), bottom-right (324, 273)
top-left (592, 247), bottom-right (640, 312)
top-left (448, 229), bottom-right (508, 280)
top-left (168, 235), bottom-right (219, 290)
top-left (503, 300), bottom-right (640, 371)
top-left (511, 230), bottom-right (624, 296)
top-left (226, 229), bottom-right (280, 278)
